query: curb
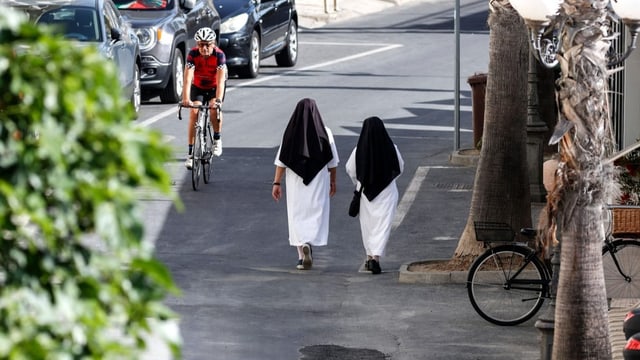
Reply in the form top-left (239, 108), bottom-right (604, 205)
top-left (449, 148), bottom-right (479, 167)
top-left (398, 260), bottom-right (467, 285)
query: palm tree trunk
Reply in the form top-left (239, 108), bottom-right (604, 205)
top-left (548, 0), bottom-right (617, 358)
top-left (454, 1), bottom-right (530, 260)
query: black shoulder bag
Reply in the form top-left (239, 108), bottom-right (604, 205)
top-left (348, 185), bottom-right (363, 217)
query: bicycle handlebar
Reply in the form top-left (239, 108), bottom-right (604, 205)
top-left (177, 100), bottom-right (222, 121)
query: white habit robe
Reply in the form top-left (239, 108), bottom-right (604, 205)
top-left (274, 127), bottom-right (339, 247)
top-left (345, 146), bottom-right (404, 256)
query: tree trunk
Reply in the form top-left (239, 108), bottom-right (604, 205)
top-left (548, 0), bottom-right (617, 358)
top-left (454, 1), bottom-right (531, 260)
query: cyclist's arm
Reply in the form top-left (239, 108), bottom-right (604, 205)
top-left (215, 65), bottom-right (227, 105)
top-left (182, 66), bottom-right (195, 106)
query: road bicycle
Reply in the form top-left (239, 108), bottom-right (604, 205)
top-left (178, 100), bottom-right (221, 191)
top-left (467, 206), bottom-right (640, 326)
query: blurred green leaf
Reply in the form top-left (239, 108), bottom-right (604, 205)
top-left (0, 6), bottom-right (182, 359)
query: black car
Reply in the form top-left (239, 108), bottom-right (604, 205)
top-left (114, 0), bottom-right (221, 103)
top-left (217, 0), bottom-right (298, 78)
top-left (6, 0), bottom-right (143, 113)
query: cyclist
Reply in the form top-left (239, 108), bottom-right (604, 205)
top-left (182, 27), bottom-right (227, 169)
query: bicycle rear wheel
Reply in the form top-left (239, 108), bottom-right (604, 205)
top-left (467, 244), bottom-right (548, 326)
top-left (202, 122), bottom-right (213, 184)
top-left (191, 127), bottom-right (202, 191)
top-left (602, 239), bottom-right (640, 299)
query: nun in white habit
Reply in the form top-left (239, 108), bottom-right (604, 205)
top-left (346, 116), bottom-right (403, 274)
top-left (272, 98), bottom-right (339, 270)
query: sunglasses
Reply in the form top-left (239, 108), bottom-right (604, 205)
top-left (198, 42), bottom-right (213, 48)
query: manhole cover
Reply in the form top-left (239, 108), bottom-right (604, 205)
top-left (299, 345), bottom-right (387, 360)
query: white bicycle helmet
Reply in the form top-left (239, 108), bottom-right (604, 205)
top-left (195, 27), bottom-right (216, 42)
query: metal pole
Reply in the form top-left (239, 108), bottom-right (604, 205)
top-left (526, 53), bottom-right (548, 202)
top-left (453, 0), bottom-right (461, 150)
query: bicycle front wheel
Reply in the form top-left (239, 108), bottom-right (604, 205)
top-left (603, 239), bottom-right (640, 299)
top-left (467, 244), bottom-right (548, 326)
top-left (203, 122), bottom-right (213, 184)
top-left (191, 127), bottom-right (203, 191)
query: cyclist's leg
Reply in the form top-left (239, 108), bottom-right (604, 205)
top-left (209, 86), bottom-right (225, 156)
top-left (186, 86), bottom-right (205, 168)
top-left (189, 86), bottom-right (205, 145)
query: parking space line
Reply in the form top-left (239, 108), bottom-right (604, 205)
top-left (392, 165), bottom-right (429, 230)
top-left (299, 41), bottom-right (400, 46)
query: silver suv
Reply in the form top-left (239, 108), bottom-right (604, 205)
top-left (114, 0), bottom-right (221, 103)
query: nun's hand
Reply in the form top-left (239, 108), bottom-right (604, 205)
top-left (329, 181), bottom-right (337, 197)
top-left (272, 184), bottom-right (282, 201)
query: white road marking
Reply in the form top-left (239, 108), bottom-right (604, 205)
top-left (384, 124), bottom-right (472, 132)
top-left (392, 165), bottom-right (430, 230)
top-left (136, 43), bottom-right (403, 127)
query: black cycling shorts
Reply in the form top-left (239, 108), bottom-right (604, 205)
top-left (190, 84), bottom-right (226, 103)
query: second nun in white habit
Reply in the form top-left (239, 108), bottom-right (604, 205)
top-left (346, 116), bottom-right (403, 274)
top-left (272, 98), bottom-right (339, 270)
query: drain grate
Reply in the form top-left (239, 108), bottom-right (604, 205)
top-left (299, 345), bottom-right (388, 360)
top-left (433, 183), bottom-right (473, 190)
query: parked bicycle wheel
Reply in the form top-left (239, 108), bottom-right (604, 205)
top-left (202, 121), bottom-right (213, 184)
top-left (467, 244), bottom-right (549, 326)
top-left (602, 239), bottom-right (640, 299)
top-left (192, 126), bottom-right (203, 191)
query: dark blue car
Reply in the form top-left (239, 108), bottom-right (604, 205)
top-left (217, 0), bottom-right (298, 78)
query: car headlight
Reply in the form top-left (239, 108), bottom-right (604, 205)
top-left (221, 13), bottom-right (249, 34)
top-left (135, 27), bottom-right (157, 51)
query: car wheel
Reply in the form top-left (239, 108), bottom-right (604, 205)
top-left (238, 30), bottom-right (260, 78)
top-left (131, 63), bottom-right (141, 115)
top-left (275, 21), bottom-right (298, 67)
top-left (160, 48), bottom-right (184, 103)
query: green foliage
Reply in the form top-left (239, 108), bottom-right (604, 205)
top-left (0, 8), bottom-right (182, 359)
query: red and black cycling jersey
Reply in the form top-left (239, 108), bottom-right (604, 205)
top-left (186, 47), bottom-right (226, 89)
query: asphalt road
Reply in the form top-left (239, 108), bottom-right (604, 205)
top-left (134, 1), bottom-right (541, 359)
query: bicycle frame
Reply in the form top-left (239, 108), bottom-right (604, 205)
top-left (178, 100), bottom-right (220, 190)
top-left (488, 245), bottom-right (551, 294)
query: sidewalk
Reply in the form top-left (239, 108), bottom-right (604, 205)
top-left (296, 0), bottom-right (429, 29)
top-left (397, 189), bottom-right (638, 360)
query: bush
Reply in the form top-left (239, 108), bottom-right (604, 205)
top-left (0, 8), bottom-right (181, 359)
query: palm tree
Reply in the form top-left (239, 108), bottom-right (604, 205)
top-left (544, 0), bottom-right (616, 357)
top-left (453, 0), bottom-right (531, 263)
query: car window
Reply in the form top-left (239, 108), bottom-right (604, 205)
top-left (37, 7), bottom-right (101, 42)
top-left (112, 0), bottom-right (170, 10)
top-left (103, 3), bottom-right (117, 42)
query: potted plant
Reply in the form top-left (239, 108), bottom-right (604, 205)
top-left (613, 147), bottom-right (640, 237)
top-left (617, 148), bottom-right (640, 205)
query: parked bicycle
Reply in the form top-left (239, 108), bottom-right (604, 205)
top-left (178, 99), bottom-right (221, 191)
top-left (467, 205), bottom-right (640, 326)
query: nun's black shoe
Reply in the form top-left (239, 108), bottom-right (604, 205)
top-left (296, 260), bottom-right (304, 270)
top-left (302, 243), bottom-right (313, 269)
top-left (369, 259), bottom-right (381, 274)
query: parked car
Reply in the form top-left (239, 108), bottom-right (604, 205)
top-left (216, 0), bottom-right (298, 78)
top-left (113, 0), bottom-right (221, 103)
top-left (6, 0), bottom-right (143, 113)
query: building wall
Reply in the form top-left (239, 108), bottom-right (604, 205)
top-left (624, 49), bottom-right (640, 148)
